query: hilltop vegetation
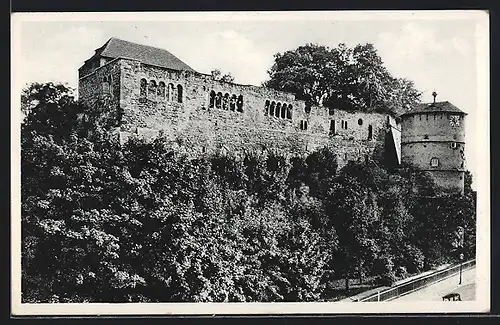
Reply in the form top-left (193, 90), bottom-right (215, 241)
top-left (264, 43), bottom-right (422, 115)
top-left (21, 83), bottom-right (476, 303)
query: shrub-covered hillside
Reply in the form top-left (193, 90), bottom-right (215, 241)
top-left (21, 83), bottom-right (476, 303)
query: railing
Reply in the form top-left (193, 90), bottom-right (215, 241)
top-left (359, 259), bottom-right (476, 302)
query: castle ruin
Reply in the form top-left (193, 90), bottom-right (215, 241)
top-left (78, 37), bottom-right (466, 194)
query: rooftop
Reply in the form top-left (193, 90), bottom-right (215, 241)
top-left (84, 37), bottom-right (196, 72)
top-left (402, 101), bottom-right (466, 116)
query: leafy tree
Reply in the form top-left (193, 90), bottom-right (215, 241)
top-left (264, 43), bottom-right (422, 114)
top-left (21, 82), bottom-right (476, 303)
top-left (21, 82), bottom-right (75, 117)
top-left (303, 147), bottom-right (339, 198)
top-left (210, 69), bottom-right (235, 83)
top-left (21, 84), bottom-right (82, 139)
top-left (325, 167), bottom-right (380, 291)
top-left (264, 44), bottom-right (335, 106)
top-left (385, 78), bottom-right (422, 114)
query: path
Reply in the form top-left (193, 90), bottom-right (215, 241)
top-left (392, 266), bottom-right (475, 301)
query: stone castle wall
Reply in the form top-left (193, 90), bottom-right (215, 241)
top-left (78, 58), bottom-right (122, 112)
top-left (79, 58), bottom-right (399, 168)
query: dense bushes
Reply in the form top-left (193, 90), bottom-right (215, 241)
top-left (21, 83), bottom-right (477, 303)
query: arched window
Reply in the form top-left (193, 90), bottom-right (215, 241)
top-left (168, 83), bottom-right (175, 101)
top-left (270, 101), bottom-right (276, 116)
top-left (177, 85), bottom-right (183, 103)
top-left (287, 104), bottom-right (292, 119)
top-left (276, 103), bottom-right (282, 118)
top-left (305, 102), bottom-right (311, 114)
top-left (237, 95), bottom-right (244, 112)
top-left (430, 157), bottom-right (439, 167)
top-left (158, 81), bottom-right (166, 99)
top-left (216, 92), bottom-right (222, 108)
top-left (102, 76), bottom-right (110, 94)
top-left (209, 90), bottom-right (216, 108)
top-left (281, 103), bottom-right (287, 119)
top-left (230, 95), bottom-right (237, 111)
top-left (368, 125), bottom-right (373, 140)
top-left (223, 93), bottom-right (230, 110)
top-left (148, 80), bottom-right (157, 99)
top-left (265, 100), bottom-right (270, 116)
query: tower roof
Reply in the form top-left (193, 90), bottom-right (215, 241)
top-left (85, 37), bottom-right (196, 72)
top-left (402, 101), bottom-right (467, 116)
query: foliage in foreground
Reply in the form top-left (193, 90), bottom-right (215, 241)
top-left (21, 83), bottom-right (476, 303)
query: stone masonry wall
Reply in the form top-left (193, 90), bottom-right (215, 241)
top-left (401, 112), bottom-right (465, 143)
top-left (80, 58), bottom-right (398, 169)
top-left (401, 111), bottom-right (466, 193)
top-left (427, 170), bottom-right (465, 194)
top-left (78, 58), bottom-right (122, 112)
top-left (401, 142), bottom-right (465, 172)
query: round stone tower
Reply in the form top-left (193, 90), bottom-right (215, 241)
top-left (401, 96), bottom-right (467, 194)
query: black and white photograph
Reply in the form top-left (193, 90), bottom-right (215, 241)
top-left (11, 10), bottom-right (490, 315)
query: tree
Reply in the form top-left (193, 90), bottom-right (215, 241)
top-left (21, 82), bottom-right (145, 302)
top-left (385, 78), bottom-right (422, 115)
top-left (210, 69), bottom-right (235, 83)
top-left (264, 43), bottom-right (335, 106)
top-left (21, 81), bottom-right (474, 302)
top-left (302, 147), bottom-right (339, 198)
top-left (21, 82), bottom-right (75, 117)
top-left (325, 169), bottom-right (380, 292)
top-left (264, 43), bottom-right (422, 114)
top-left (21, 82), bottom-right (83, 137)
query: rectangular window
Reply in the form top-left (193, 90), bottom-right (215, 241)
top-left (330, 120), bottom-right (336, 135)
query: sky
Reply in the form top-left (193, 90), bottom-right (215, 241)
top-left (11, 11), bottom-right (489, 190)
